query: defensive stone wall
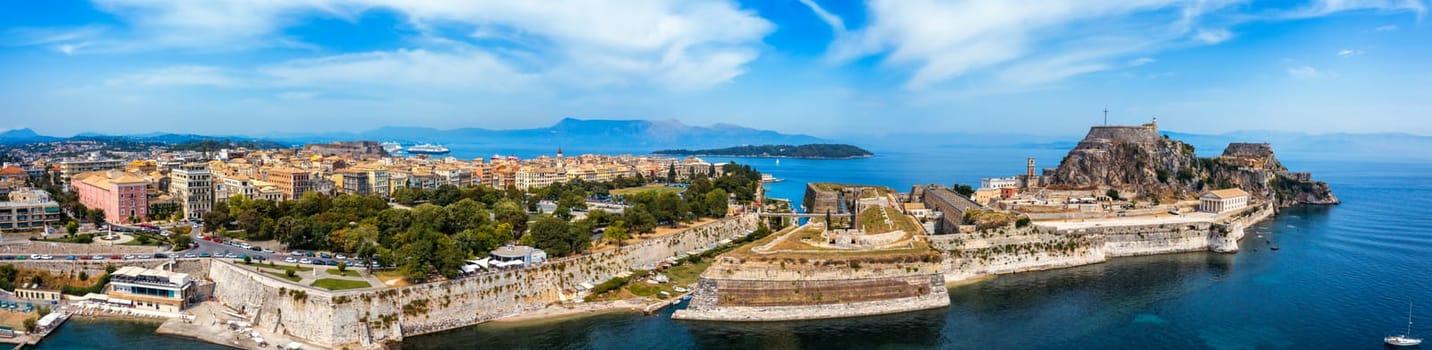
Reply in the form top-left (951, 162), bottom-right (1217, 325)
top-left (671, 275), bottom-right (948, 321)
top-left (208, 214), bottom-right (759, 349)
top-left (1083, 125), bottom-right (1158, 144)
top-left (803, 183), bottom-right (841, 214)
top-left (934, 203), bottom-right (1272, 284)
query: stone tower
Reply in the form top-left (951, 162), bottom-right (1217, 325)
top-left (1026, 157), bottom-right (1035, 177)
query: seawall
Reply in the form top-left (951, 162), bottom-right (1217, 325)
top-left (207, 214), bottom-right (759, 349)
top-left (933, 203), bottom-right (1274, 284)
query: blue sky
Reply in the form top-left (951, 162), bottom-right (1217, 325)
top-left (2, 0), bottom-right (1429, 138)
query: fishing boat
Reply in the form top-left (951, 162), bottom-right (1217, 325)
top-left (1387, 302), bottom-right (1423, 347)
top-left (407, 143), bottom-right (450, 155)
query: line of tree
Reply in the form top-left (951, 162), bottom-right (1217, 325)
top-left (201, 163), bottom-right (761, 283)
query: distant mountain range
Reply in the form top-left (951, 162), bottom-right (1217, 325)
top-left (5, 120), bottom-right (1429, 162)
top-left (0, 118), bottom-right (828, 152)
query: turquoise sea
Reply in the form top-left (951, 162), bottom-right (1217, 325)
top-left (34, 145), bottom-right (1432, 349)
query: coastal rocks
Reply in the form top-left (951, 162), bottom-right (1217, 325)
top-left (1050, 120), bottom-right (1338, 208)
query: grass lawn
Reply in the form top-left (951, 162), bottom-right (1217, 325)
top-left (312, 278), bottom-right (371, 290)
top-left (665, 257), bottom-right (715, 286)
top-left (611, 184), bottom-right (683, 196)
top-left (239, 261), bottom-right (313, 272)
top-left (265, 270), bottom-right (302, 282)
top-left (326, 268), bottom-right (360, 277)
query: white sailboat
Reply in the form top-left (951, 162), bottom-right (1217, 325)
top-left (1386, 301), bottom-right (1423, 347)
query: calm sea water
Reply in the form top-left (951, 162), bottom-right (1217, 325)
top-left (36, 145), bottom-right (1432, 349)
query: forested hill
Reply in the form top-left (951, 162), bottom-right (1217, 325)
top-left (653, 144), bottom-right (873, 159)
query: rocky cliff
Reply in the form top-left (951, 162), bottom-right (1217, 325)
top-left (1050, 120), bottom-right (1338, 207)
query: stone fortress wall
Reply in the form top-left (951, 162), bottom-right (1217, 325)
top-left (207, 214), bottom-right (759, 349)
top-left (931, 202), bottom-right (1273, 283)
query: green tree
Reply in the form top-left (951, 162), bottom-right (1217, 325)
top-left (704, 189), bottom-right (728, 218)
top-left (22, 317), bottom-right (36, 332)
top-left (1105, 189), bottom-right (1121, 201)
top-left (446, 199), bottom-right (490, 232)
top-left (337, 261), bottom-right (347, 273)
top-left (170, 234), bottom-right (193, 250)
top-left (410, 204), bottom-right (451, 233)
top-left (493, 199), bottom-right (528, 237)
top-left (524, 216), bottom-right (576, 257)
top-left (604, 221), bottom-right (630, 247)
top-left (667, 164), bottom-right (677, 183)
top-left (623, 205), bottom-right (656, 234)
top-left (65, 221), bottom-right (78, 235)
top-left (86, 208), bottom-right (105, 226)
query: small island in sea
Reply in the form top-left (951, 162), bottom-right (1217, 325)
top-left (652, 144), bottom-right (874, 159)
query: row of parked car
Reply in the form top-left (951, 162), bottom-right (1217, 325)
top-left (0, 253), bottom-right (171, 261)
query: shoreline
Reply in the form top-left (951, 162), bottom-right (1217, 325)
top-left (649, 154), bottom-right (874, 160)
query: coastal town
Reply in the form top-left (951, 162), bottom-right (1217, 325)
top-left (0, 118), bottom-right (1340, 349)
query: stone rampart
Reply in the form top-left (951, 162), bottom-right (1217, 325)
top-left (208, 214), bottom-right (759, 349)
top-left (1084, 125), bottom-right (1158, 144)
top-left (671, 274), bottom-right (948, 321)
top-left (935, 204), bottom-right (1272, 283)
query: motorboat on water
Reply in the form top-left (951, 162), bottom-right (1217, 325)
top-left (1387, 302), bottom-right (1423, 347)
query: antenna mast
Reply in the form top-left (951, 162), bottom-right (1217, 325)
top-left (1103, 106), bottom-right (1109, 125)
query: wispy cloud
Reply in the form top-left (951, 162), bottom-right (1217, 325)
top-left (822, 0), bottom-right (1423, 91)
top-left (1338, 49), bottom-right (1365, 57)
top-left (104, 66), bottom-right (243, 87)
top-left (798, 0), bottom-right (847, 33)
top-left (1376, 24), bottom-right (1399, 31)
top-left (1287, 65), bottom-right (1323, 79)
top-left (1194, 28), bottom-right (1233, 44)
top-left (82, 0), bottom-right (774, 90)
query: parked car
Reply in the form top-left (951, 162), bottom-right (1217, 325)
top-left (253, 255), bottom-right (266, 261)
top-left (319, 253), bottom-right (331, 259)
top-left (198, 253), bottom-right (211, 258)
top-left (109, 255), bottom-right (122, 260)
top-left (65, 255), bottom-right (77, 261)
top-left (291, 251), bottom-right (304, 256)
top-left (285, 257), bottom-right (297, 263)
top-left (123, 255), bottom-right (135, 260)
top-left (183, 253), bottom-right (197, 258)
top-left (154, 253), bottom-right (168, 258)
top-left (92, 255), bottom-right (106, 260)
top-left (138, 255), bottom-right (152, 259)
top-left (28, 254), bottom-right (39, 260)
top-left (325, 260), bottom-right (338, 266)
top-left (335, 254), bottom-right (346, 260)
top-left (299, 258), bottom-right (312, 264)
top-left (262, 248), bottom-right (274, 254)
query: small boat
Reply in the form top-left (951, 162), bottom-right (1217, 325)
top-left (1387, 302), bottom-right (1423, 347)
top-left (1269, 246), bottom-right (1280, 251)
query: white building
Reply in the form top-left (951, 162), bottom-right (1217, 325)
top-left (169, 163), bottom-right (213, 221)
top-left (1200, 188), bottom-right (1250, 213)
top-left (108, 266), bottom-right (195, 313)
top-left (979, 177), bottom-right (1019, 190)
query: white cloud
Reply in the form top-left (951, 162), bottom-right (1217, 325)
top-left (1129, 57), bottom-right (1157, 66)
top-left (1287, 65), bottom-right (1323, 79)
top-left (823, 0), bottom-right (1424, 91)
top-left (104, 66), bottom-right (243, 87)
top-left (1278, 0), bottom-right (1427, 19)
top-left (1194, 28), bottom-right (1233, 44)
top-left (798, 0), bottom-right (847, 33)
top-left (259, 49), bottom-right (538, 91)
top-left (1338, 48), bottom-right (1365, 57)
top-left (1376, 24), bottom-right (1399, 31)
top-left (85, 0), bottom-right (774, 90)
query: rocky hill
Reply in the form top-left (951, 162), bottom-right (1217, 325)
top-left (1049, 119), bottom-right (1338, 207)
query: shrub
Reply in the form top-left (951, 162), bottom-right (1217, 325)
top-left (285, 269), bottom-right (297, 278)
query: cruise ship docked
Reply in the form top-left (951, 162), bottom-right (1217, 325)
top-left (406, 143), bottom-right (450, 155)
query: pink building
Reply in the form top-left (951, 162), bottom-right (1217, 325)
top-left (72, 170), bottom-right (149, 224)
